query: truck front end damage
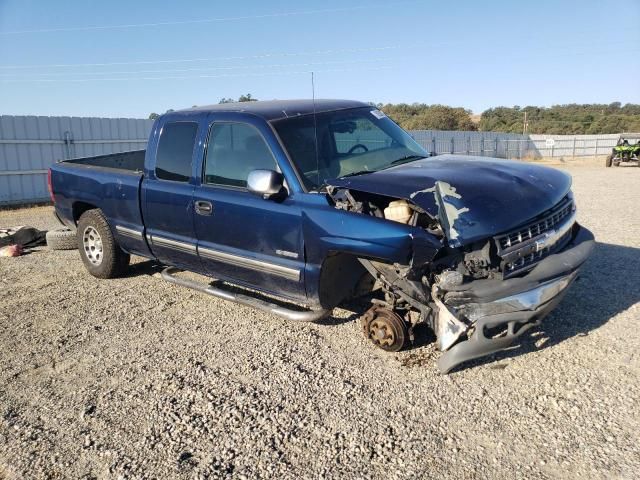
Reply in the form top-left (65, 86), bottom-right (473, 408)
top-left (432, 223), bottom-right (593, 372)
top-left (327, 175), bottom-right (594, 373)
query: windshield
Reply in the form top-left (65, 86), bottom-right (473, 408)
top-left (272, 107), bottom-right (428, 190)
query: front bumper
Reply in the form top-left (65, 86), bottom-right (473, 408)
top-left (436, 224), bottom-right (595, 373)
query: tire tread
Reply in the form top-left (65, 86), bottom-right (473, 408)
top-left (46, 228), bottom-right (77, 250)
top-left (77, 209), bottom-right (129, 278)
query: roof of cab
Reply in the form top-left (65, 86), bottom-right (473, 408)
top-left (176, 99), bottom-right (370, 121)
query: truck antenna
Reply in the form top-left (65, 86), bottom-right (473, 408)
top-left (311, 71), bottom-right (320, 188)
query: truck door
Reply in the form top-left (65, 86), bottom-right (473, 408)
top-left (142, 120), bottom-right (200, 270)
top-left (193, 117), bottom-right (306, 301)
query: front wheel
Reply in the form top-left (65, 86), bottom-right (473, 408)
top-left (361, 306), bottom-right (408, 352)
top-left (606, 154), bottom-right (613, 167)
top-left (77, 209), bottom-right (130, 278)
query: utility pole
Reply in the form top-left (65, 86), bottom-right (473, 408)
top-left (523, 111), bottom-right (528, 135)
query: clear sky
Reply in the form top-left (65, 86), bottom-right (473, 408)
top-left (0, 0), bottom-right (638, 118)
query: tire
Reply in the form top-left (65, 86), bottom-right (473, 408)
top-left (605, 154), bottom-right (613, 167)
top-left (77, 209), bottom-right (130, 278)
top-left (46, 228), bottom-right (77, 250)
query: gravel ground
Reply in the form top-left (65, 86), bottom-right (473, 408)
top-left (0, 165), bottom-right (638, 479)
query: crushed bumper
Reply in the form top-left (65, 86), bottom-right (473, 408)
top-left (436, 224), bottom-right (595, 373)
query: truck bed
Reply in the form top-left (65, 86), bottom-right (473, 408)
top-left (50, 150), bottom-right (148, 259)
top-left (64, 150), bottom-right (145, 172)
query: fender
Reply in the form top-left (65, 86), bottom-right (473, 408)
top-left (300, 197), bottom-right (441, 305)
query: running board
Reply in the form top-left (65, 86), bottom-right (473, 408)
top-left (160, 267), bottom-right (330, 322)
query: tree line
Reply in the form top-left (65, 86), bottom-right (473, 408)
top-left (150, 97), bottom-right (640, 134)
top-left (148, 94), bottom-right (257, 119)
top-left (378, 102), bottom-right (640, 134)
top-left (478, 103), bottom-right (640, 134)
top-left (375, 103), bottom-right (477, 131)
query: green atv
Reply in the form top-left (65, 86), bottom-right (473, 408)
top-left (606, 134), bottom-right (640, 167)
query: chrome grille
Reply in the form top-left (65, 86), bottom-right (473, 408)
top-left (496, 195), bottom-right (576, 278)
top-left (497, 197), bottom-right (574, 250)
top-left (503, 229), bottom-right (573, 275)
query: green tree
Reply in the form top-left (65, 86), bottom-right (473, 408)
top-left (238, 93), bottom-right (257, 102)
top-left (219, 94), bottom-right (258, 104)
top-left (379, 103), bottom-right (477, 131)
top-left (479, 102), bottom-right (640, 134)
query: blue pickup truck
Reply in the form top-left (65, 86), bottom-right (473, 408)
top-left (49, 100), bottom-right (594, 372)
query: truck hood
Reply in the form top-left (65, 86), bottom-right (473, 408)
top-left (327, 154), bottom-right (572, 247)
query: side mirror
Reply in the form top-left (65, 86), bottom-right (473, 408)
top-left (247, 169), bottom-right (285, 199)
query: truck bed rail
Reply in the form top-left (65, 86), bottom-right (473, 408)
top-left (64, 150), bottom-right (145, 172)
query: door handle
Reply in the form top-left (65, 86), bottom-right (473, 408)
top-left (194, 200), bottom-right (213, 216)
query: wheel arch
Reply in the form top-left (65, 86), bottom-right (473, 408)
top-left (72, 201), bottom-right (99, 224)
top-left (317, 251), bottom-right (377, 310)
top-left (76, 207), bottom-right (130, 278)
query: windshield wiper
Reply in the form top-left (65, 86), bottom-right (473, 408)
top-left (340, 169), bottom-right (374, 178)
top-left (389, 155), bottom-right (425, 166)
top-left (338, 155), bottom-right (426, 179)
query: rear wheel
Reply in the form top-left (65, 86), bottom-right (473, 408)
top-left (77, 209), bottom-right (129, 278)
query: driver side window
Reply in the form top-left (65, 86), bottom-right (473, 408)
top-left (204, 122), bottom-right (277, 188)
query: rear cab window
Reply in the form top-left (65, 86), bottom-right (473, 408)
top-left (155, 122), bottom-right (199, 182)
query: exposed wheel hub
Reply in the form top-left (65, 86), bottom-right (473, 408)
top-left (361, 306), bottom-right (408, 352)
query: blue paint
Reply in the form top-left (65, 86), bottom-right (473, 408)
top-left (49, 101), bottom-right (571, 306)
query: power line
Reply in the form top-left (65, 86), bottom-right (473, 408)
top-left (0, 57), bottom-right (393, 77)
top-left (0, 45), bottom-right (401, 69)
top-left (0, 65), bottom-right (394, 83)
top-left (0, 1), bottom-right (422, 35)
top-left (0, 38), bottom-right (635, 70)
top-left (1, 44), bottom-right (635, 83)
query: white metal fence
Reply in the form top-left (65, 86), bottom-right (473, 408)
top-left (0, 114), bottom-right (627, 206)
top-left (0, 115), bottom-right (153, 205)
top-left (409, 131), bottom-right (620, 159)
top-left (527, 134), bottom-right (620, 158)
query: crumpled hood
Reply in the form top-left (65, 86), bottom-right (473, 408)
top-left (327, 154), bottom-right (572, 247)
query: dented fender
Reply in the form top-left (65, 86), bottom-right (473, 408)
top-left (298, 193), bottom-right (442, 304)
top-left (301, 201), bottom-right (442, 266)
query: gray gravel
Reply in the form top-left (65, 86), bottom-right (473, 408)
top-left (0, 165), bottom-right (638, 479)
